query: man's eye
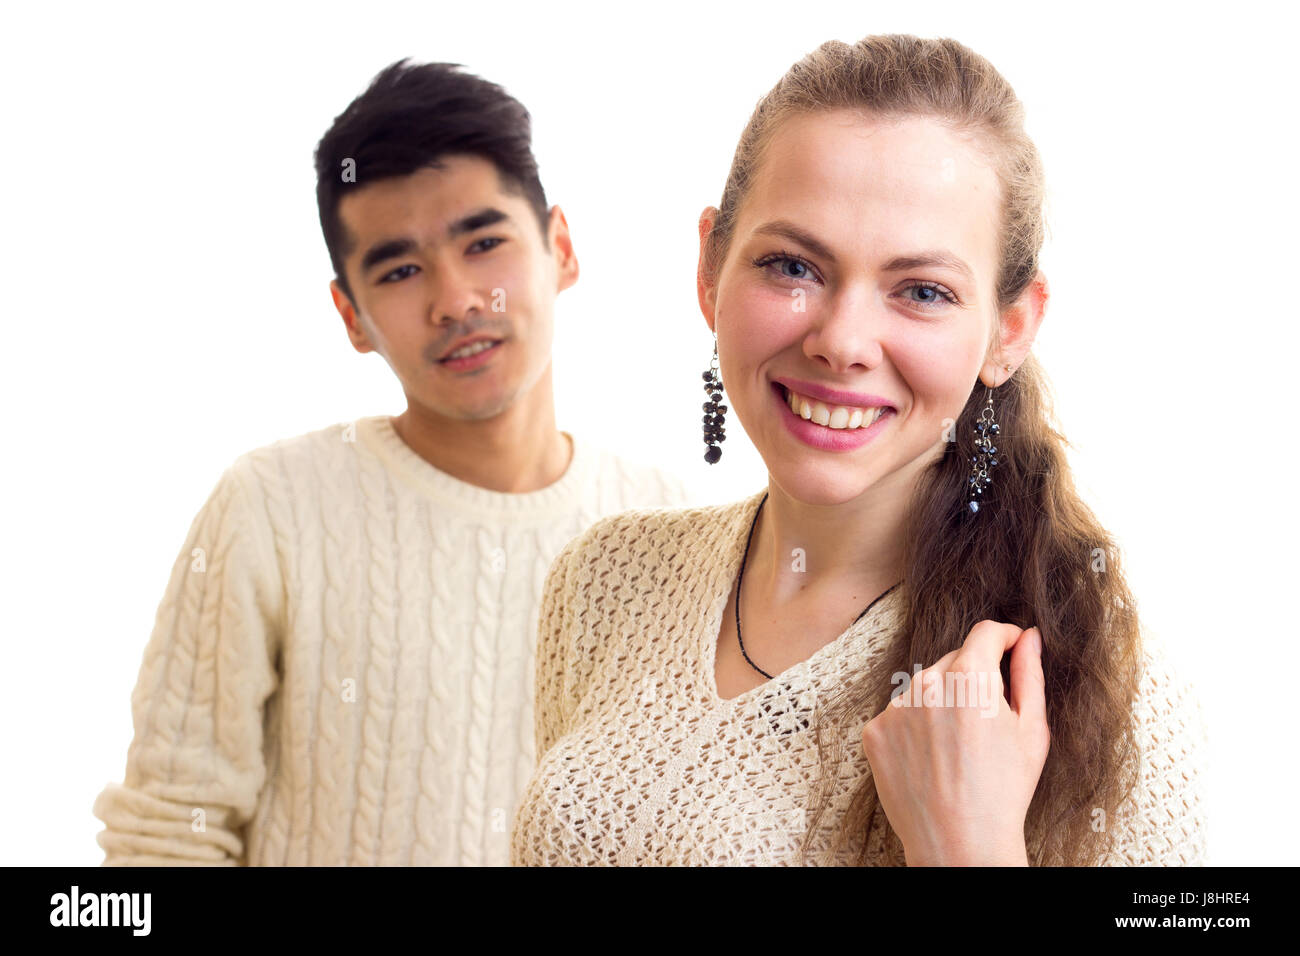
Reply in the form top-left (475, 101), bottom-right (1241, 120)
top-left (380, 264), bottom-right (418, 284)
top-left (470, 237), bottom-right (504, 253)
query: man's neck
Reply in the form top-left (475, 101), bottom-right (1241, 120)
top-left (391, 392), bottom-right (572, 495)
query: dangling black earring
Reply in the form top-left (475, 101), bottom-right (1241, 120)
top-left (967, 365), bottom-right (1011, 514)
top-left (702, 335), bottom-right (726, 464)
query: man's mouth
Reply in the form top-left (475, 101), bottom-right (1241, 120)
top-left (439, 338), bottom-right (504, 363)
top-left (774, 382), bottom-right (891, 430)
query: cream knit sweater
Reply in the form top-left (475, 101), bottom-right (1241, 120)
top-left (92, 415), bottom-right (692, 866)
top-left (509, 490), bottom-right (1210, 866)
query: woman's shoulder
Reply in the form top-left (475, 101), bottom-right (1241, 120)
top-left (1107, 620), bottom-right (1210, 865)
top-left (534, 491), bottom-right (767, 728)
top-left (554, 490), bottom-right (767, 578)
top-left (1133, 622), bottom-right (1206, 741)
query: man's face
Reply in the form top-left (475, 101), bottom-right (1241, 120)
top-left (331, 155), bottom-right (576, 422)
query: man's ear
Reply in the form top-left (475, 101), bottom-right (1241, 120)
top-left (697, 206), bottom-right (720, 334)
top-left (547, 205), bottom-right (579, 293)
top-left (982, 270), bottom-right (1049, 387)
top-left (330, 279), bottom-right (375, 355)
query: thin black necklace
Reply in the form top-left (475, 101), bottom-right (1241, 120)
top-left (736, 491), bottom-right (903, 680)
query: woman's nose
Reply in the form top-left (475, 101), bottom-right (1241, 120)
top-left (803, 284), bottom-right (886, 373)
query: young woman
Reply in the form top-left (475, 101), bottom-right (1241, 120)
top-left (509, 34), bottom-right (1207, 866)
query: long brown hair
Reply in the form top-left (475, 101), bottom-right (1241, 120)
top-left (701, 35), bottom-right (1142, 866)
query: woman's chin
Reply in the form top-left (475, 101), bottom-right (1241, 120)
top-left (763, 457), bottom-right (879, 508)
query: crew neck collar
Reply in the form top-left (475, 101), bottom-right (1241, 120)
top-left (354, 414), bottom-right (594, 518)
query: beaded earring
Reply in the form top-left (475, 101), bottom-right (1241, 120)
top-left (702, 335), bottom-right (727, 464)
top-left (967, 365), bottom-right (1012, 513)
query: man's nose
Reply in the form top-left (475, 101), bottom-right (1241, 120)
top-left (432, 258), bottom-right (488, 324)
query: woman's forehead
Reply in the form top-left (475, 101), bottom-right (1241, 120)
top-left (741, 110), bottom-right (1002, 274)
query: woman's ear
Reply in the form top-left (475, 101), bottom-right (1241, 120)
top-left (982, 270), bottom-right (1049, 387)
top-left (697, 206), bottom-right (720, 333)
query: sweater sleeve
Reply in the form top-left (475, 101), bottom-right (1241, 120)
top-left (1103, 626), bottom-right (1210, 866)
top-left (533, 532), bottom-right (589, 761)
top-left (92, 460), bottom-right (283, 865)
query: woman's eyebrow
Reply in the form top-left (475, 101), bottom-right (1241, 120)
top-left (751, 221), bottom-right (974, 282)
top-left (752, 220), bottom-right (836, 262)
top-left (881, 250), bottom-right (975, 282)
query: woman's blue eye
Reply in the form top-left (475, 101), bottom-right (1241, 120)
top-left (903, 281), bottom-right (959, 307)
top-left (753, 252), bottom-right (816, 281)
top-left (751, 252), bottom-right (959, 310)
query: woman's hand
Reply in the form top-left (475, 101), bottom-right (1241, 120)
top-left (860, 621), bottom-right (1050, 866)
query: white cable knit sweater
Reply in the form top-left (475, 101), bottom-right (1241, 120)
top-left (509, 490), bottom-right (1210, 866)
top-left (92, 415), bottom-right (692, 866)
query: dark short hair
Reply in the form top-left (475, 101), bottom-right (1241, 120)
top-left (314, 58), bottom-right (550, 303)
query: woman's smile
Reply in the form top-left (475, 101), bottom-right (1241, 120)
top-left (771, 380), bottom-right (896, 451)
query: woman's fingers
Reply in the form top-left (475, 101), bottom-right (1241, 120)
top-left (952, 619), bottom-right (1024, 674)
top-left (908, 621), bottom-right (1046, 727)
top-left (863, 618), bottom-right (1049, 865)
top-left (911, 621), bottom-right (1020, 712)
top-left (1009, 627), bottom-right (1050, 760)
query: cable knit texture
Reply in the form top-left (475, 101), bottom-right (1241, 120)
top-left (509, 489), bottom-right (1210, 866)
top-left (92, 415), bottom-right (692, 866)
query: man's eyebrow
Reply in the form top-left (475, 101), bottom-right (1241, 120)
top-left (449, 206), bottom-right (510, 238)
top-left (752, 220), bottom-right (975, 282)
top-left (360, 238), bottom-right (416, 274)
top-left (358, 207), bottom-right (513, 275)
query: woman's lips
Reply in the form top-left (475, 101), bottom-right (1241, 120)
top-left (772, 381), bottom-right (894, 451)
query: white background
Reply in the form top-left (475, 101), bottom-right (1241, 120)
top-left (1, 0), bottom-right (1295, 865)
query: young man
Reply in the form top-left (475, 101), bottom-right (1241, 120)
top-left (91, 60), bottom-right (692, 865)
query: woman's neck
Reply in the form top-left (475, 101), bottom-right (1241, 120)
top-left (748, 478), bottom-right (911, 614)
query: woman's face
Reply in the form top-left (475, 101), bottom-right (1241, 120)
top-left (699, 110), bottom-right (1014, 507)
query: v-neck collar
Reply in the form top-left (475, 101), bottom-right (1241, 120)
top-left (696, 489), bottom-right (904, 707)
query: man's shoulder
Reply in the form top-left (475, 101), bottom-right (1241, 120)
top-left (582, 439), bottom-right (699, 512)
top-left (222, 416), bottom-right (379, 499)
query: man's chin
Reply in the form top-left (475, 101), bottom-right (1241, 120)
top-left (407, 391), bottom-right (518, 425)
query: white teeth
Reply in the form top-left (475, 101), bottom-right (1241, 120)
top-left (446, 340), bottom-right (498, 360)
top-left (783, 386), bottom-right (887, 430)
